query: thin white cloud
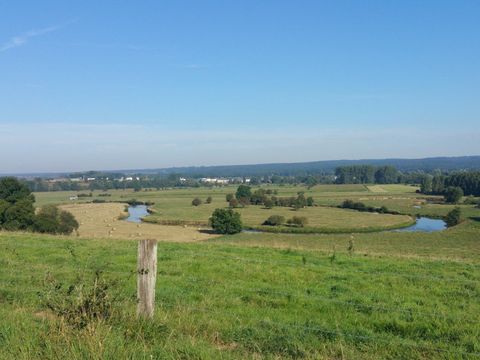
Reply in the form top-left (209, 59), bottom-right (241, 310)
top-left (1, 23), bottom-right (64, 52)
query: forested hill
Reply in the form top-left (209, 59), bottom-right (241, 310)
top-left (6, 156), bottom-right (480, 179)
top-left (150, 156), bottom-right (480, 177)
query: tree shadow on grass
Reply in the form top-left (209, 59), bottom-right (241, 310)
top-left (198, 229), bottom-right (217, 235)
top-left (469, 216), bottom-right (480, 222)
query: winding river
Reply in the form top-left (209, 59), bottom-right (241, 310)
top-left (125, 205), bottom-right (447, 233)
top-left (125, 205), bottom-right (149, 223)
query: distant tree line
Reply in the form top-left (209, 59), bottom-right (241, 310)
top-left (420, 172), bottom-right (480, 196)
top-left (335, 165), bottom-right (400, 184)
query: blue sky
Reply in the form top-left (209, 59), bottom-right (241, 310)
top-left (1, 1), bottom-right (479, 173)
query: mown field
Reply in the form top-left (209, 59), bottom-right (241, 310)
top-left (1, 184), bottom-right (476, 358)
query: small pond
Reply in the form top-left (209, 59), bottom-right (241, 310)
top-left (393, 217), bottom-right (446, 232)
top-left (126, 205), bottom-right (149, 223)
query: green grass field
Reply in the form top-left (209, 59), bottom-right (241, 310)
top-left (2, 184), bottom-right (477, 358)
top-left (1, 226), bottom-right (479, 359)
top-left (34, 183), bottom-right (479, 232)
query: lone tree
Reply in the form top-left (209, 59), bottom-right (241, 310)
top-left (210, 208), bottom-right (242, 234)
top-left (235, 185), bottom-right (252, 204)
top-left (206, 196), bottom-right (213, 204)
top-left (444, 187), bottom-right (464, 204)
top-left (192, 197), bottom-right (203, 206)
top-left (445, 207), bottom-right (461, 227)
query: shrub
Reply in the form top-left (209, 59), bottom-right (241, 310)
top-left (287, 216), bottom-right (308, 227)
top-left (206, 196), bottom-right (213, 204)
top-left (263, 215), bottom-right (285, 226)
top-left (192, 198), bottom-right (203, 206)
top-left (444, 187), bottom-right (464, 204)
top-left (306, 197), bottom-right (315, 206)
top-left (43, 271), bottom-right (114, 329)
top-left (226, 193), bottom-right (235, 202)
top-left (210, 208), bottom-right (243, 234)
top-left (34, 205), bottom-right (79, 235)
top-left (445, 207), bottom-right (461, 227)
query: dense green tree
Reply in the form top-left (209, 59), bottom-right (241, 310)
top-left (444, 187), bottom-right (464, 204)
top-left (2, 199), bottom-right (36, 231)
top-left (226, 193), bottom-right (234, 202)
top-left (0, 177), bottom-right (36, 231)
top-left (209, 208), bottom-right (242, 234)
top-left (235, 185), bottom-right (252, 203)
top-left (0, 177), bottom-right (35, 204)
top-left (205, 196), bottom-right (213, 204)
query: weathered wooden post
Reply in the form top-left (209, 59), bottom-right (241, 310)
top-left (137, 239), bottom-right (157, 318)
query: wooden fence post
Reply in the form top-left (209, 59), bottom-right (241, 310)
top-left (137, 239), bottom-right (157, 318)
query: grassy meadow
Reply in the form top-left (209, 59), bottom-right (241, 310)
top-left (1, 183), bottom-right (479, 358)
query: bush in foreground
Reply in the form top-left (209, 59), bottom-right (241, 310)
top-left (263, 215), bottom-right (285, 226)
top-left (210, 208), bottom-right (242, 234)
top-left (445, 207), bottom-right (461, 227)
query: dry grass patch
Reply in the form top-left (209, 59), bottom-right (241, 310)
top-left (59, 203), bottom-right (216, 242)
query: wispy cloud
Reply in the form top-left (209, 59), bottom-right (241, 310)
top-left (0, 21), bottom-right (70, 52)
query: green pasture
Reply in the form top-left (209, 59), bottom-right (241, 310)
top-left (1, 230), bottom-right (479, 359)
